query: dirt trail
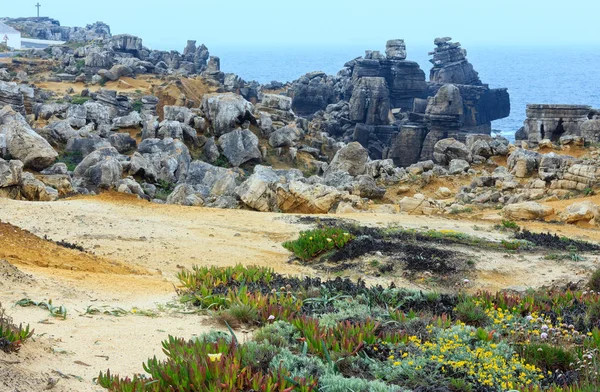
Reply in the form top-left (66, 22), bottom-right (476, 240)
top-left (1, 193), bottom-right (599, 391)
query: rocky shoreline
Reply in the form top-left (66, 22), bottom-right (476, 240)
top-left (0, 17), bottom-right (599, 224)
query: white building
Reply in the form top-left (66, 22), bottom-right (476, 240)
top-left (0, 22), bottom-right (21, 50)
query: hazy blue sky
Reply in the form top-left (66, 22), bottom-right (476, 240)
top-left (6, 0), bottom-right (600, 50)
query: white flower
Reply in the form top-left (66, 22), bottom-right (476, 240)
top-left (267, 315), bottom-right (275, 321)
top-left (541, 332), bottom-right (548, 339)
top-left (525, 315), bottom-right (533, 321)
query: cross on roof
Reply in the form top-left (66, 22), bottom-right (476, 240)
top-left (36, 3), bottom-right (41, 18)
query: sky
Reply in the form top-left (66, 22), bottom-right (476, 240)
top-left (5, 0), bottom-right (600, 51)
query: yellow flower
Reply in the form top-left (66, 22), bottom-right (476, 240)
top-left (207, 353), bottom-right (222, 362)
top-left (388, 355), bottom-right (395, 360)
top-left (309, 237), bottom-right (313, 240)
top-left (326, 238), bottom-right (332, 242)
top-left (393, 361), bottom-right (401, 366)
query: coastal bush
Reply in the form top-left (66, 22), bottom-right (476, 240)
top-left (282, 227), bottom-right (354, 261)
top-left (588, 268), bottom-right (600, 291)
top-left (71, 95), bottom-right (90, 105)
top-left (254, 321), bottom-right (301, 348)
top-left (454, 300), bottom-right (489, 327)
top-left (501, 219), bottom-right (520, 231)
top-left (270, 348), bottom-right (330, 380)
top-left (0, 301), bottom-right (34, 353)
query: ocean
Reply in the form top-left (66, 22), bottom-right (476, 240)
top-left (209, 44), bottom-right (600, 141)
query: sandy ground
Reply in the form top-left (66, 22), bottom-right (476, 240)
top-left (1, 193), bottom-right (600, 391)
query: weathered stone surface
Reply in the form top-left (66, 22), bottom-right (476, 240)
top-left (185, 161), bottom-right (240, 198)
top-left (112, 111), bottom-right (142, 129)
top-left (85, 51), bottom-right (114, 68)
top-left (73, 147), bottom-right (122, 191)
top-left (260, 94), bottom-right (292, 111)
top-left (352, 175), bottom-right (386, 198)
top-left (108, 133), bottom-right (137, 153)
top-left (41, 120), bottom-right (79, 145)
top-left (20, 172), bottom-right (58, 201)
top-left (388, 124), bottom-right (428, 167)
top-left (218, 129), bottom-right (261, 167)
top-left (433, 138), bottom-right (471, 165)
top-left (563, 201), bottom-right (600, 224)
top-left (502, 201), bottom-right (554, 220)
top-left (325, 142), bottom-right (369, 177)
top-left (448, 159), bottom-right (470, 174)
top-left (291, 72), bottom-right (336, 116)
top-left (65, 137), bottom-right (111, 157)
top-left (166, 184), bottom-right (204, 206)
top-left (349, 77), bottom-right (391, 125)
top-left (204, 137), bottom-right (220, 164)
top-left (0, 158), bottom-right (23, 188)
top-left (399, 194), bottom-right (441, 215)
top-left (0, 106), bottom-right (58, 170)
top-left (276, 181), bottom-right (343, 214)
top-left (236, 165), bottom-right (303, 212)
top-left (201, 93), bottom-right (255, 136)
top-left (268, 124), bottom-right (304, 148)
top-left (429, 38), bottom-right (481, 85)
top-left (128, 152), bottom-right (157, 182)
top-left (581, 119), bottom-right (600, 143)
top-left (520, 104), bottom-right (591, 143)
top-left (385, 39), bottom-right (406, 60)
top-left (84, 101), bottom-right (111, 125)
top-left (36, 174), bottom-right (73, 196)
top-left (67, 104), bottom-right (88, 128)
top-left (138, 138), bottom-right (191, 184)
top-left (507, 149), bottom-right (541, 178)
top-left (157, 120), bottom-right (184, 140)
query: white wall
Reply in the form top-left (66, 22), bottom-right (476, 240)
top-left (2, 32), bottom-right (21, 50)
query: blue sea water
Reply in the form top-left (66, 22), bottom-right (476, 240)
top-left (210, 44), bottom-right (600, 140)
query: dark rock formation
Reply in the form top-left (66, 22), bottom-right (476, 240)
top-left (291, 72), bottom-right (336, 116)
top-left (349, 77), bottom-right (391, 125)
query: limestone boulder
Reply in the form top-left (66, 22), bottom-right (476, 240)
top-left (0, 158), bottom-right (23, 188)
top-left (352, 175), bottom-right (386, 199)
top-left (201, 93), bottom-right (255, 136)
top-left (325, 142), bottom-right (369, 177)
top-left (433, 138), bottom-right (471, 166)
top-left (261, 94), bottom-right (292, 111)
top-left (268, 124), bottom-right (304, 148)
top-left (276, 181), bottom-right (344, 214)
top-left (507, 149), bottom-right (542, 178)
top-left (166, 184), bottom-right (204, 206)
top-left (185, 161), bottom-right (241, 198)
top-left (502, 201), bottom-right (554, 220)
top-left (448, 159), bottom-right (470, 175)
top-left (581, 119), bottom-right (600, 143)
top-left (349, 77), bottom-right (391, 125)
top-left (112, 111), bottom-right (142, 129)
top-left (73, 147), bottom-right (123, 191)
top-left (399, 194), bottom-right (441, 215)
top-left (138, 138), bottom-right (191, 184)
top-left (20, 172), bottom-right (59, 201)
top-left (236, 165), bottom-right (303, 212)
top-left (218, 129), bottom-right (261, 167)
top-left (563, 201), bottom-right (600, 224)
top-left (0, 106), bottom-right (58, 170)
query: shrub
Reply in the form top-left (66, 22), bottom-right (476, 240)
top-left (454, 300), bottom-right (489, 327)
top-left (270, 349), bottom-right (330, 380)
top-left (216, 302), bottom-right (259, 327)
top-left (131, 100), bottom-right (143, 113)
top-left (282, 227), bottom-right (354, 262)
top-left (241, 341), bottom-right (280, 373)
top-left (519, 343), bottom-right (575, 373)
top-left (254, 321), bottom-right (301, 348)
top-left (0, 301), bottom-right (34, 353)
top-left (588, 268), bottom-right (600, 291)
top-left (193, 330), bottom-right (232, 344)
top-left (57, 151), bottom-right (83, 172)
top-left (501, 220), bottom-right (520, 231)
top-left (318, 374), bottom-right (401, 392)
top-left (71, 96), bottom-right (90, 105)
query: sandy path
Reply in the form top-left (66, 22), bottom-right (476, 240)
top-left (1, 193), bottom-right (599, 391)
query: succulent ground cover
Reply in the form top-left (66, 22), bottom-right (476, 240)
top-left (98, 258), bottom-right (600, 392)
top-left (0, 301), bottom-right (33, 353)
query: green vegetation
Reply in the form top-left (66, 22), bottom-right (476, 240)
top-left (16, 298), bottom-right (68, 320)
top-left (56, 151), bottom-right (83, 172)
top-left (98, 264), bottom-right (600, 391)
top-left (154, 179), bottom-right (174, 201)
top-left (588, 267), bottom-right (600, 291)
top-left (282, 227), bottom-right (355, 261)
top-left (0, 301), bottom-right (33, 353)
top-left (71, 95), bottom-right (90, 105)
top-left (131, 99), bottom-right (143, 113)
